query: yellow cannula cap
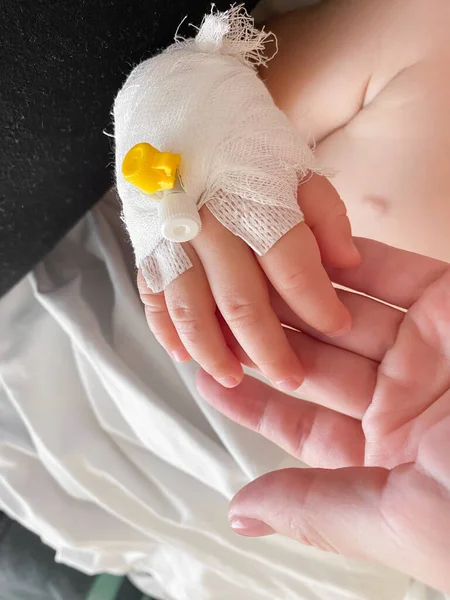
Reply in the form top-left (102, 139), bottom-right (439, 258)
top-left (122, 142), bottom-right (181, 195)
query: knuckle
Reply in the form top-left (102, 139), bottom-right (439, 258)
top-left (218, 296), bottom-right (263, 330)
top-left (144, 307), bottom-right (169, 339)
top-left (143, 297), bottom-right (166, 314)
top-left (287, 472), bottom-right (339, 553)
top-left (169, 306), bottom-right (203, 337)
top-left (291, 411), bottom-right (315, 460)
top-left (140, 290), bottom-right (163, 307)
top-left (287, 515), bottom-right (338, 553)
top-left (323, 196), bottom-right (348, 227)
top-left (258, 356), bottom-right (290, 373)
top-left (206, 359), bottom-right (233, 376)
top-left (331, 195), bottom-right (348, 218)
top-left (279, 268), bottom-right (311, 295)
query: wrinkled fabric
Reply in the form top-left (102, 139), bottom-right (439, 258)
top-left (0, 189), bottom-right (444, 600)
top-left (0, 512), bottom-right (96, 600)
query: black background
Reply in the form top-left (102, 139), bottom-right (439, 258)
top-left (0, 0), bottom-right (256, 297)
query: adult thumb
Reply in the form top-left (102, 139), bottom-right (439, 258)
top-left (228, 466), bottom-right (447, 588)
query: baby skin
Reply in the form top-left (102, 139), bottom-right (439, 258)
top-left (265, 0), bottom-right (450, 261)
top-left (138, 0), bottom-right (450, 389)
top-left (138, 174), bottom-right (359, 390)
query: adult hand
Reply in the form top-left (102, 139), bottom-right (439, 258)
top-left (197, 239), bottom-right (450, 592)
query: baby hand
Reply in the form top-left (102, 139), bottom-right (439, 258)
top-left (138, 175), bottom-right (360, 391)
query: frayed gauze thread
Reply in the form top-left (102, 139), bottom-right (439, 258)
top-left (114, 5), bottom-right (318, 292)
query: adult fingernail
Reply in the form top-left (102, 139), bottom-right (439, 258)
top-left (217, 376), bottom-right (240, 388)
top-left (171, 349), bottom-right (191, 363)
top-left (276, 378), bottom-right (301, 392)
top-left (230, 516), bottom-right (275, 537)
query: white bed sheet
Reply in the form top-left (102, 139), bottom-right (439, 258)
top-left (0, 190), bottom-right (445, 600)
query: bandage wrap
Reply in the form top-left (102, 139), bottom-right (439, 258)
top-left (114, 6), bottom-right (318, 292)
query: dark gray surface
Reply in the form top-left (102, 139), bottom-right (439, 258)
top-left (0, 513), bottom-right (143, 600)
top-left (0, 0), bottom-right (258, 299)
top-left (0, 512), bottom-right (92, 600)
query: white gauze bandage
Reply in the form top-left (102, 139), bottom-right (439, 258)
top-left (114, 6), bottom-right (318, 292)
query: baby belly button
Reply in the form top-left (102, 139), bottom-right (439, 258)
top-left (362, 195), bottom-right (390, 217)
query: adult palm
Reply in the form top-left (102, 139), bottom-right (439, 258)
top-left (198, 239), bottom-right (450, 592)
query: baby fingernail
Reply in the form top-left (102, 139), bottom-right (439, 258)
top-left (217, 376), bottom-right (240, 388)
top-left (230, 516), bottom-right (275, 537)
top-left (276, 379), bottom-right (301, 392)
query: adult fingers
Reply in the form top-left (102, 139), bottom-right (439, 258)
top-left (327, 238), bottom-right (449, 309)
top-left (229, 464), bottom-right (450, 591)
top-left (271, 286), bottom-right (403, 363)
top-left (199, 326), bottom-right (377, 420)
top-left (197, 371), bottom-right (364, 468)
